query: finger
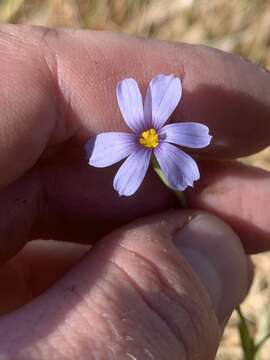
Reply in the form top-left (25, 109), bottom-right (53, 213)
top-left (0, 25), bottom-right (270, 260)
top-left (0, 240), bottom-right (89, 315)
top-left (0, 211), bottom-right (252, 360)
top-left (0, 158), bottom-right (175, 263)
top-left (1, 24), bottom-right (270, 188)
top-left (35, 27), bottom-right (270, 158)
top-left (186, 160), bottom-right (270, 254)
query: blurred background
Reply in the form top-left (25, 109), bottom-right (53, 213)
top-left (0, 0), bottom-right (269, 359)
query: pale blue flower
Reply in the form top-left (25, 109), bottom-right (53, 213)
top-left (86, 74), bottom-right (211, 196)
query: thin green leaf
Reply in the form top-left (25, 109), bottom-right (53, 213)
top-left (254, 332), bottom-right (270, 354)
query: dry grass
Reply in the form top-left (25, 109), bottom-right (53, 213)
top-left (1, 0), bottom-right (270, 68)
top-left (0, 1), bottom-right (270, 358)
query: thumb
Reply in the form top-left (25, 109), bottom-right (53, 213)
top-left (0, 211), bottom-right (252, 360)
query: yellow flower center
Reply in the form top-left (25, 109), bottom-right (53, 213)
top-left (139, 128), bottom-right (159, 149)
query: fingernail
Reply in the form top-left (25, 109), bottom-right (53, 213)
top-left (174, 214), bottom-right (253, 323)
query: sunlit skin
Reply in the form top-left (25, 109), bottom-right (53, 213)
top-left (0, 24), bottom-right (269, 359)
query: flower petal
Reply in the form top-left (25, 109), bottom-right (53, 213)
top-left (116, 78), bottom-right (145, 133)
top-left (88, 132), bottom-right (137, 168)
top-left (113, 147), bottom-right (151, 196)
top-left (143, 83), bottom-right (153, 129)
top-left (146, 74), bottom-right (182, 130)
top-left (154, 142), bottom-right (200, 191)
top-left (160, 122), bottom-right (212, 148)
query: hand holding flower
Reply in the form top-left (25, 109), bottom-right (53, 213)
top-left (0, 25), bottom-right (269, 360)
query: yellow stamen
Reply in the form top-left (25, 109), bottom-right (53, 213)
top-left (139, 128), bottom-right (159, 149)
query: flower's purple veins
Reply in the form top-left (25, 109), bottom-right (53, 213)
top-left (146, 74), bottom-right (182, 130)
top-left (113, 147), bottom-right (151, 196)
top-left (86, 74), bottom-right (212, 196)
top-left (89, 132), bottom-right (137, 168)
top-left (159, 122), bottom-right (212, 148)
top-left (154, 142), bottom-right (200, 191)
top-left (116, 78), bottom-right (145, 133)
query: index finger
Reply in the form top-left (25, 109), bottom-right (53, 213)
top-left (46, 28), bottom-right (270, 158)
top-left (0, 25), bottom-right (270, 188)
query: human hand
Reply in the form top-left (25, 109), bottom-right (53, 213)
top-left (0, 24), bottom-right (268, 359)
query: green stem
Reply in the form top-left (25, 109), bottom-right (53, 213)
top-left (237, 307), bottom-right (256, 360)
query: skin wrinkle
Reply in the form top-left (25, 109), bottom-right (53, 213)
top-left (0, 29), bottom-right (57, 188)
top-left (24, 273), bottom-right (104, 358)
top-left (106, 257), bottom-right (189, 358)
top-left (118, 233), bottom-right (214, 346)
top-left (13, 348), bottom-right (43, 360)
top-left (109, 241), bottom-right (214, 357)
top-left (49, 326), bottom-right (79, 359)
top-left (143, 348), bottom-right (155, 359)
top-left (51, 293), bottom-right (107, 358)
top-left (64, 31), bottom-right (124, 136)
top-left (97, 213), bottom-right (219, 356)
top-left (0, 27), bottom-right (32, 50)
top-left (69, 283), bottom-right (125, 351)
top-left (78, 257), bottom-right (186, 358)
top-left (58, 268), bottom-right (161, 358)
top-left (46, 334), bottom-right (73, 360)
top-left (38, 31), bottom-right (82, 146)
top-left (6, 287), bottom-right (93, 359)
top-left (115, 214), bottom-right (206, 304)
top-left (39, 42), bottom-right (64, 141)
top-left (86, 271), bottom-right (156, 355)
top-left (93, 282), bottom-right (167, 358)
